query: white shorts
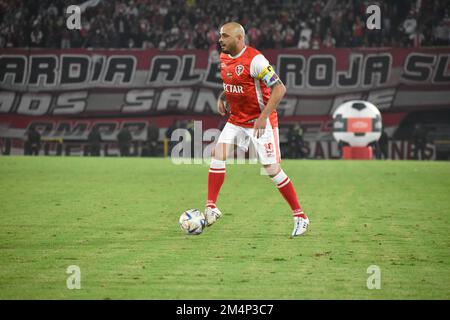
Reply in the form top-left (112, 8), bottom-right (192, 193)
top-left (217, 121), bottom-right (281, 165)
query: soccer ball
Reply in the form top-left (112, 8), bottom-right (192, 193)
top-left (179, 209), bottom-right (206, 235)
top-left (332, 100), bottom-right (382, 147)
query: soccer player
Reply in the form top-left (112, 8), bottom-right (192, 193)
top-left (204, 22), bottom-right (310, 237)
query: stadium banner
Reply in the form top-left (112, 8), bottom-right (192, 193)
top-left (0, 47), bottom-right (448, 157)
top-left (0, 113), bottom-right (436, 160)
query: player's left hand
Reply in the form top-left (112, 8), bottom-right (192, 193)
top-left (253, 116), bottom-right (267, 138)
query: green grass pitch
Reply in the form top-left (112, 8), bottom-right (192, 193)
top-left (0, 156), bottom-right (449, 299)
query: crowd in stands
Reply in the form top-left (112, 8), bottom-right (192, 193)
top-left (0, 0), bottom-right (449, 49)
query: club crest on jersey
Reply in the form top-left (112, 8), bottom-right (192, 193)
top-left (235, 65), bottom-right (244, 76)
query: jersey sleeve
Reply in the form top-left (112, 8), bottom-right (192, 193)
top-left (250, 54), bottom-right (281, 87)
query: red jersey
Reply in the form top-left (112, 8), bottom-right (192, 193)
top-left (219, 46), bottom-right (280, 128)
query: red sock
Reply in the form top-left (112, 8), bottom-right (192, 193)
top-left (271, 170), bottom-right (303, 216)
top-left (206, 159), bottom-right (226, 208)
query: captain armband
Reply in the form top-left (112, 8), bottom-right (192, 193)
top-left (257, 65), bottom-right (281, 87)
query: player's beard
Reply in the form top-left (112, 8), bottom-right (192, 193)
top-left (221, 42), bottom-right (236, 55)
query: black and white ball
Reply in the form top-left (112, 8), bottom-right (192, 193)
top-left (332, 100), bottom-right (382, 147)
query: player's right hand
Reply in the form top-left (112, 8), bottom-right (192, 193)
top-left (217, 99), bottom-right (228, 116)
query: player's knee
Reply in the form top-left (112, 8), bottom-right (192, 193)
top-left (263, 164), bottom-right (281, 177)
top-left (213, 144), bottom-right (227, 161)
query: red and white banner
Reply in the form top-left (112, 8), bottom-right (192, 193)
top-left (0, 48), bottom-right (449, 157)
top-left (1, 47), bottom-right (449, 116)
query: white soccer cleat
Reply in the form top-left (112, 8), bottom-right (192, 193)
top-left (204, 207), bottom-right (222, 227)
top-left (291, 214), bottom-right (310, 237)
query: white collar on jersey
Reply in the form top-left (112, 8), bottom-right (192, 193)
top-left (228, 46), bottom-right (247, 59)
